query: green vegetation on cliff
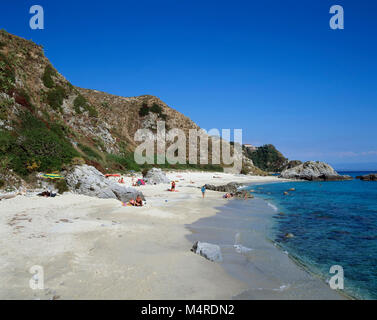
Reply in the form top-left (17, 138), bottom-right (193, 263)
top-left (0, 112), bottom-right (79, 176)
top-left (245, 144), bottom-right (288, 172)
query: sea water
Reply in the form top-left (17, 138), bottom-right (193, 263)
top-left (187, 194), bottom-right (343, 299)
top-left (250, 172), bottom-right (377, 299)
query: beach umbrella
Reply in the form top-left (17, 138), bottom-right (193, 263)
top-left (41, 173), bottom-right (64, 180)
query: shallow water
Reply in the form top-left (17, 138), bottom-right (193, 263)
top-left (248, 172), bottom-right (377, 300)
top-left (186, 197), bottom-right (344, 300)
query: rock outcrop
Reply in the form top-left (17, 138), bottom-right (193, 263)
top-left (64, 165), bottom-right (144, 202)
top-left (203, 182), bottom-right (241, 193)
top-left (282, 160), bottom-right (303, 171)
top-left (191, 241), bottom-right (222, 262)
top-left (356, 174), bottom-right (377, 181)
top-left (203, 182), bottom-right (253, 198)
top-left (144, 168), bottom-right (170, 184)
top-left (279, 161), bottom-right (353, 181)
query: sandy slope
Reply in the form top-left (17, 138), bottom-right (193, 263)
top-left (0, 172), bottom-right (281, 300)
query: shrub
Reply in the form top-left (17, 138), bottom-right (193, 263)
top-left (0, 179), bottom-right (4, 188)
top-left (47, 86), bottom-right (66, 111)
top-left (0, 52), bottom-right (15, 92)
top-left (73, 95), bottom-right (87, 114)
top-left (139, 103), bottom-right (150, 117)
top-left (73, 95), bottom-right (97, 117)
top-left (106, 153), bottom-right (141, 172)
top-left (42, 65), bottom-right (55, 88)
top-left (0, 113), bottom-right (79, 176)
top-left (246, 144), bottom-right (288, 172)
top-left (150, 103), bottom-right (162, 114)
top-left (54, 179), bottom-right (69, 194)
top-left (78, 143), bottom-right (102, 161)
top-left (86, 105), bottom-right (98, 118)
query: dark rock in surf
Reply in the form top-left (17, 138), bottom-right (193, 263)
top-left (356, 174), bottom-right (377, 181)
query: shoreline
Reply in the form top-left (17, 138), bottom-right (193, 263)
top-left (186, 194), bottom-right (346, 300)
top-left (0, 171), bottom-right (345, 299)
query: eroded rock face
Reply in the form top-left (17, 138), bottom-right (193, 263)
top-left (191, 241), bottom-right (222, 262)
top-left (282, 160), bottom-right (303, 171)
top-left (64, 165), bottom-right (144, 202)
top-left (203, 182), bottom-right (241, 193)
top-left (144, 168), bottom-right (170, 184)
top-left (279, 161), bottom-right (352, 181)
top-left (356, 174), bottom-right (377, 181)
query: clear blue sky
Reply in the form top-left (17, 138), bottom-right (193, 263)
top-left (2, 0), bottom-right (377, 170)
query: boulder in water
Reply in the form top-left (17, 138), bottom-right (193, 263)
top-left (191, 241), bottom-right (222, 262)
top-left (356, 174), bottom-right (377, 181)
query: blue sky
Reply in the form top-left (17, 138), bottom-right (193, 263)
top-left (1, 0), bottom-right (377, 170)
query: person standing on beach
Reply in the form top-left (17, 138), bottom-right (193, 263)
top-left (201, 185), bottom-right (206, 198)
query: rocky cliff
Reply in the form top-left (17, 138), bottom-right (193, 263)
top-left (0, 30), bottom-right (263, 189)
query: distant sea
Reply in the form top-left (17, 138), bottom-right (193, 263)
top-left (250, 172), bottom-right (377, 299)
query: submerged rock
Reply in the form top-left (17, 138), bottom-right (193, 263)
top-left (64, 165), bottom-right (144, 202)
top-left (191, 241), bottom-right (222, 262)
top-left (279, 161), bottom-right (353, 181)
top-left (356, 174), bottom-right (377, 181)
top-left (144, 168), bottom-right (170, 184)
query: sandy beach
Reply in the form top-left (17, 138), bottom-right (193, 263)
top-left (0, 172), bottom-right (343, 300)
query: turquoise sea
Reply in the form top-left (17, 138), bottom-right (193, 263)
top-left (249, 172), bottom-right (377, 299)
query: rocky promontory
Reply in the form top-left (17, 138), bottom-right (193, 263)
top-left (279, 161), bottom-right (352, 181)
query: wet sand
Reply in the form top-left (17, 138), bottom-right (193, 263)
top-left (187, 196), bottom-right (347, 299)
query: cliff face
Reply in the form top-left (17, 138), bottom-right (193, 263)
top-left (0, 30), bottom-right (263, 183)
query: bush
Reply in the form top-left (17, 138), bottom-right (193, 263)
top-left (106, 153), bottom-right (141, 172)
top-left (246, 144), bottom-right (288, 172)
top-left (54, 179), bottom-right (69, 194)
top-left (47, 86), bottom-right (66, 111)
top-left (74, 95), bottom-right (97, 117)
top-left (150, 103), bottom-right (162, 114)
top-left (139, 103), bottom-right (150, 117)
top-left (73, 95), bottom-right (87, 114)
top-left (86, 105), bottom-right (98, 118)
top-left (42, 65), bottom-right (55, 88)
top-left (0, 52), bottom-right (15, 92)
top-left (1, 112), bottom-right (79, 176)
top-left (0, 179), bottom-right (5, 188)
top-left (78, 143), bottom-right (102, 161)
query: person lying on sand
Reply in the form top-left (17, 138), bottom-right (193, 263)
top-left (135, 195), bottom-right (143, 206)
top-left (223, 193), bottom-right (234, 199)
top-left (37, 191), bottom-right (57, 198)
top-left (125, 195), bottom-right (143, 207)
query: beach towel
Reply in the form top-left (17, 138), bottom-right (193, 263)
top-left (41, 173), bottom-right (64, 180)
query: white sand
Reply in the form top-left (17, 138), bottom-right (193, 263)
top-left (0, 172), bottom-right (284, 300)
